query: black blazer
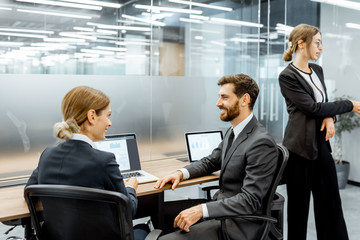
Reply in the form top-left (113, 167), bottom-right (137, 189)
top-left (26, 139), bottom-right (137, 217)
top-left (185, 116), bottom-right (278, 240)
top-left (278, 63), bottom-right (353, 160)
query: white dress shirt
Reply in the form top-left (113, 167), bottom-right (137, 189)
top-left (71, 133), bottom-right (97, 149)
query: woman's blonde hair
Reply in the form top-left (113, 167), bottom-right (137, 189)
top-left (283, 24), bottom-right (320, 61)
top-left (53, 86), bottom-right (110, 140)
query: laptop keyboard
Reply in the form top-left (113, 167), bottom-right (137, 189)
top-left (122, 171), bottom-right (144, 179)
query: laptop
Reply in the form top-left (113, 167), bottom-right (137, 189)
top-left (185, 130), bottom-right (223, 162)
top-left (94, 134), bottom-right (159, 184)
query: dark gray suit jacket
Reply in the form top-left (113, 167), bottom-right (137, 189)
top-left (26, 139), bottom-right (138, 216)
top-left (184, 116), bottom-right (278, 240)
top-left (279, 63), bottom-right (353, 160)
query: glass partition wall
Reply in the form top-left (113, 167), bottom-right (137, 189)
top-left (319, 1), bottom-right (360, 182)
top-left (2, 0), bottom-right (355, 182)
top-left (0, 0), bottom-right (267, 179)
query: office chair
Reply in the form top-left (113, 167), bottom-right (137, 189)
top-left (24, 185), bottom-right (162, 240)
top-left (202, 144), bottom-right (289, 240)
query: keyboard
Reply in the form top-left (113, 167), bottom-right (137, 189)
top-left (122, 171), bottom-right (144, 179)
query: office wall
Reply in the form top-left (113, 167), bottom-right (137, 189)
top-left (0, 74), bottom-right (224, 175)
top-left (320, 3), bottom-right (360, 182)
top-left (1, 0), bottom-right (271, 178)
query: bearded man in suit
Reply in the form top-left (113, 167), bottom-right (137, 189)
top-left (154, 74), bottom-right (278, 240)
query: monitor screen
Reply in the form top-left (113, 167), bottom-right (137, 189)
top-left (94, 134), bottom-right (141, 172)
top-left (185, 130), bottom-right (223, 162)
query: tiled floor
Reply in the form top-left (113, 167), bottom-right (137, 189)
top-left (1, 183), bottom-right (359, 240)
top-left (276, 184), bottom-right (360, 240)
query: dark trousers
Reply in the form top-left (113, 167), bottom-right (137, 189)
top-left (158, 199), bottom-right (220, 240)
top-left (159, 219), bottom-right (220, 240)
top-left (134, 224), bottom-right (150, 240)
top-left (285, 137), bottom-right (348, 240)
top-left (160, 199), bottom-right (207, 235)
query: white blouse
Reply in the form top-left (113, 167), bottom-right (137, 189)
top-left (291, 63), bottom-right (325, 103)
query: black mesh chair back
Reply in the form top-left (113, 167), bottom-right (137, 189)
top-left (263, 144), bottom-right (289, 240)
top-left (24, 185), bottom-right (134, 240)
top-left (218, 144), bottom-right (289, 240)
top-left (262, 144), bottom-right (289, 215)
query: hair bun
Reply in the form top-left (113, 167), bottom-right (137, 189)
top-left (65, 118), bottom-right (80, 133)
top-left (53, 118), bottom-right (80, 140)
top-left (282, 48), bottom-right (293, 61)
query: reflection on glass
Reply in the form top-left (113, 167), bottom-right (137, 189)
top-left (1, 0), bottom-right (335, 183)
top-left (0, 0), bottom-right (264, 76)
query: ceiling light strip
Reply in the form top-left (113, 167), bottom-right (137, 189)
top-left (17, 8), bottom-right (92, 19)
top-left (179, 18), bottom-right (203, 24)
top-left (81, 48), bottom-right (114, 55)
top-left (117, 19), bottom-right (149, 26)
top-left (134, 4), bottom-right (202, 14)
top-left (60, 0), bottom-right (121, 8)
top-left (73, 27), bottom-right (94, 32)
top-left (31, 42), bottom-right (72, 48)
top-left (0, 41), bottom-right (24, 46)
top-left (114, 41), bottom-right (151, 46)
top-left (210, 17), bottom-right (263, 28)
top-left (169, 0), bottom-right (232, 11)
top-left (275, 23), bottom-right (294, 31)
top-left (121, 14), bottom-right (165, 27)
top-left (190, 28), bottom-right (220, 34)
top-left (275, 23), bottom-right (294, 35)
top-left (59, 32), bottom-right (96, 40)
top-left (0, 28), bottom-right (54, 34)
top-left (0, 32), bottom-right (47, 38)
top-left (141, 12), bottom-right (173, 20)
top-left (311, 0), bottom-right (360, 11)
top-left (95, 46), bottom-right (127, 52)
top-left (345, 22), bottom-right (360, 30)
top-left (230, 38), bottom-right (266, 43)
top-left (75, 52), bottom-right (100, 58)
top-left (16, 0), bottom-right (102, 10)
top-left (20, 46), bottom-right (56, 51)
top-left (96, 29), bottom-right (118, 35)
top-left (87, 22), bottom-right (151, 31)
top-left (189, 14), bottom-right (209, 20)
top-left (211, 41), bottom-right (226, 47)
top-left (44, 37), bottom-right (87, 43)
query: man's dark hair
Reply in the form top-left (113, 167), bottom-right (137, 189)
top-left (217, 74), bottom-right (259, 110)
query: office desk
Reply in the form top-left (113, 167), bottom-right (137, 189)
top-left (0, 158), bottom-right (219, 223)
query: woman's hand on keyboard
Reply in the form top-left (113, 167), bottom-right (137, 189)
top-left (124, 177), bottom-right (138, 192)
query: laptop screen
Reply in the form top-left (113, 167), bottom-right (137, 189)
top-left (94, 134), bottom-right (141, 172)
top-left (185, 130), bottom-right (223, 162)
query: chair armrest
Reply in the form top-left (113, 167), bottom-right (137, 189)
top-left (145, 229), bottom-right (162, 240)
top-left (269, 223), bottom-right (283, 239)
top-left (201, 185), bottom-right (219, 200)
top-left (271, 192), bottom-right (285, 210)
top-left (201, 185), bottom-right (220, 191)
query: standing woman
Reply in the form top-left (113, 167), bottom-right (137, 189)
top-left (278, 24), bottom-right (360, 240)
top-left (26, 86), bottom-right (148, 239)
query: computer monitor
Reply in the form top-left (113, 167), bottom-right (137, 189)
top-left (185, 130), bottom-right (223, 162)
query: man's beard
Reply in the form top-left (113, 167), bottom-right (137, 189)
top-left (219, 99), bottom-right (240, 122)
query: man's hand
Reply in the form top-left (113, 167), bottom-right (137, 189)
top-left (173, 205), bottom-right (203, 232)
top-left (351, 100), bottom-right (360, 114)
top-left (320, 117), bottom-right (335, 141)
top-left (124, 177), bottom-right (138, 191)
top-left (154, 171), bottom-right (183, 190)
